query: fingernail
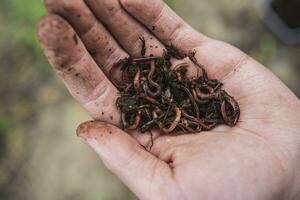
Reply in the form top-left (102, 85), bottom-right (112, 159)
top-left (76, 120), bottom-right (95, 141)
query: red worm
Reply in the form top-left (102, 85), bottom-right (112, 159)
top-left (153, 107), bottom-right (182, 133)
top-left (124, 83), bottom-right (133, 93)
top-left (175, 71), bottom-right (183, 81)
top-left (195, 88), bottom-right (219, 100)
top-left (121, 112), bottom-right (129, 129)
top-left (151, 108), bottom-right (163, 129)
top-left (202, 122), bottom-right (218, 130)
top-left (206, 85), bottom-right (215, 94)
top-left (174, 63), bottom-right (189, 81)
top-left (182, 110), bottom-right (200, 123)
top-left (145, 61), bottom-right (161, 97)
top-left (174, 63), bottom-right (189, 70)
top-left (139, 93), bottom-right (160, 106)
top-left (178, 85), bottom-right (200, 120)
top-left (181, 119), bottom-right (202, 132)
top-left (188, 50), bottom-right (208, 80)
top-left (132, 56), bottom-right (159, 63)
top-left (122, 110), bottom-right (142, 130)
top-left (192, 88), bottom-right (209, 104)
top-left (221, 95), bottom-right (240, 126)
top-left (133, 69), bottom-right (141, 89)
top-left (182, 110), bottom-right (217, 130)
top-left (163, 107), bottom-right (182, 133)
top-left (180, 120), bottom-right (198, 133)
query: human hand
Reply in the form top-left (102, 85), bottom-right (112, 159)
top-left (37, 0), bottom-right (300, 199)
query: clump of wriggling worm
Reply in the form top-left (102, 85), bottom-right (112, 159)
top-left (115, 43), bottom-right (240, 134)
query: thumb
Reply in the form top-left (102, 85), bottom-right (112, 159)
top-left (76, 121), bottom-right (173, 199)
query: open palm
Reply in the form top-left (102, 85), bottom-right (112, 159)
top-left (38, 0), bottom-right (300, 199)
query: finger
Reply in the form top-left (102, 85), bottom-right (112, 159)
top-left (84, 0), bottom-right (165, 57)
top-left (120, 0), bottom-right (254, 99)
top-left (37, 14), bottom-right (121, 124)
top-left (85, 0), bottom-right (202, 78)
top-left (120, 0), bottom-right (212, 53)
top-left (44, 0), bottom-right (128, 79)
top-left (77, 121), bottom-right (179, 199)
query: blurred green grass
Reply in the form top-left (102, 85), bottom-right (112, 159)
top-left (0, 1), bottom-right (51, 199)
top-left (3, 0), bottom-right (172, 53)
top-left (165, 0), bottom-right (174, 7)
top-left (2, 0), bottom-right (45, 54)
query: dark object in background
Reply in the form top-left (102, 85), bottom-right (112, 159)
top-left (272, 0), bottom-right (300, 29)
top-left (261, 0), bottom-right (300, 44)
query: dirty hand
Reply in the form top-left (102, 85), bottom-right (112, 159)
top-left (37, 0), bottom-right (300, 199)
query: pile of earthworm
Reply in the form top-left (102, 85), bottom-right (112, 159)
top-left (115, 48), bottom-right (240, 134)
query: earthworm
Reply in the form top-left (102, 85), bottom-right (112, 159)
top-left (206, 85), bottom-right (215, 93)
top-left (162, 107), bottom-right (182, 133)
top-left (221, 95), bottom-right (240, 126)
top-left (153, 106), bottom-right (182, 133)
top-left (144, 61), bottom-right (161, 97)
top-left (182, 110), bottom-right (217, 130)
top-left (151, 108), bottom-right (163, 129)
top-left (139, 93), bottom-right (160, 106)
top-left (122, 110), bottom-right (142, 130)
top-left (192, 88), bottom-right (209, 104)
top-left (181, 119), bottom-right (202, 132)
top-left (202, 122), bottom-right (218, 130)
top-left (132, 56), bottom-right (159, 63)
top-left (188, 50), bottom-right (208, 80)
top-left (124, 83), bottom-right (133, 93)
top-left (174, 63), bottom-right (189, 80)
top-left (195, 87), bottom-right (219, 100)
top-left (133, 68), bottom-right (141, 89)
top-left (179, 122), bottom-right (198, 133)
top-left (178, 85), bottom-right (200, 120)
top-left (174, 63), bottom-right (189, 70)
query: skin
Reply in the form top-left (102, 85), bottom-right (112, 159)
top-left (37, 0), bottom-right (300, 199)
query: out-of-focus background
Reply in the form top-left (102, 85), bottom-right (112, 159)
top-left (0, 0), bottom-right (299, 199)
